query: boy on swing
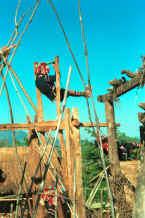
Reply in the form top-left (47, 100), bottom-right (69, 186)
top-left (34, 62), bottom-right (91, 102)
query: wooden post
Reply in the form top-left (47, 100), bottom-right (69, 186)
top-left (34, 62), bottom-right (44, 122)
top-left (133, 146), bottom-right (145, 217)
top-left (53, 57), bottom-right (67, 185)
top-left (54, 56), bottom-right (61, 115)
top-left (72, 108), bottom-right (86, 218)
top-left (105, 101), bottom-right (131, 217)
top-left (64, 108), bottom-right (74, 199)
top-left (105, 101), bottom-right (120, 175)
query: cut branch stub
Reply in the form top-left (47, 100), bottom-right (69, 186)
top-left (138, 112), bottom-right (145, 124)
top-left (98, 73), bottom-right (145, 102)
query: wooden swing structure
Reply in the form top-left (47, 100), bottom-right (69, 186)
top-left (2, 1), bottom-right (145, 217)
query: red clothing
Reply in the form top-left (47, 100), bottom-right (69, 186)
top-left (101, 136), bottom-right (108, 152)
top-left (41, 186), bottom-right (56, 206)
top-left (102, 142), bottom-right (108, 152)
top-left (35, 62), bottom-right (49, 75)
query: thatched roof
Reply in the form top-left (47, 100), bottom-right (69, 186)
top-left (0, 144), bottom-right (62, 194)
top-left (120, 160), bottom-right (139, 186)
top-left (120, 160), bottom-right (139, 208)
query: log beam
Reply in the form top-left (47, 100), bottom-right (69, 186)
top-left (0, 121), bottom-right (120, 131)
top-left (97, 73), bottom-right (145, 102)
top-left (72, 120), bottom-right (120, 128)
top-left (105, 101), bottom-right (120, 175)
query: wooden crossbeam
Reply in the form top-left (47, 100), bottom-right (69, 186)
top-left (72, 120), bottom-right (120, 127)
top-left (0, 121), bottom-right (120, 131)
top-left (0, 121), bottom-right (61, 131)
top-left (97, 73), bottom-right (145, 102)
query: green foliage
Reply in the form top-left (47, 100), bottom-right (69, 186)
top-left (0, 136), bottom-right (29, 147)
top-left (81, 128), bottom-right (109, 202)
top-left (81, 128), bottom-right (140, 206)
top-left (117, 130), bottom-right (139, 143)
top-left (23, 137), bottom-right (29, 147)
top-left (0, 139), bottom-right (10, 147)
top-left (117, 130), bottom-right (140, 160)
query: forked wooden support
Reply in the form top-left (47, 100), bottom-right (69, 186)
top-left (105, 101), bottom-right (120, 175)
top-left (64, 108), bottom-right (86, 218)
top-left (64, 108), bottom-right (73, 199)
top-left (72, 108), bottom-right (86, 218)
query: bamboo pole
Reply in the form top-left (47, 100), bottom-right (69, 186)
top-left (72, 108), bottom-right (86, 218)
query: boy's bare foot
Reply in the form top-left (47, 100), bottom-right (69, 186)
top-left (84, 89), bottom-right (91, 98)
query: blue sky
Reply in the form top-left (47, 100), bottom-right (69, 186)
top-left (0, 0), bottom-right (145, 138)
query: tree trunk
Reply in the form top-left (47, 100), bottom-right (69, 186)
top-left (105, 101), bottom-right (132, 218)
top-left (133, 150), bottom-right (145, 217)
